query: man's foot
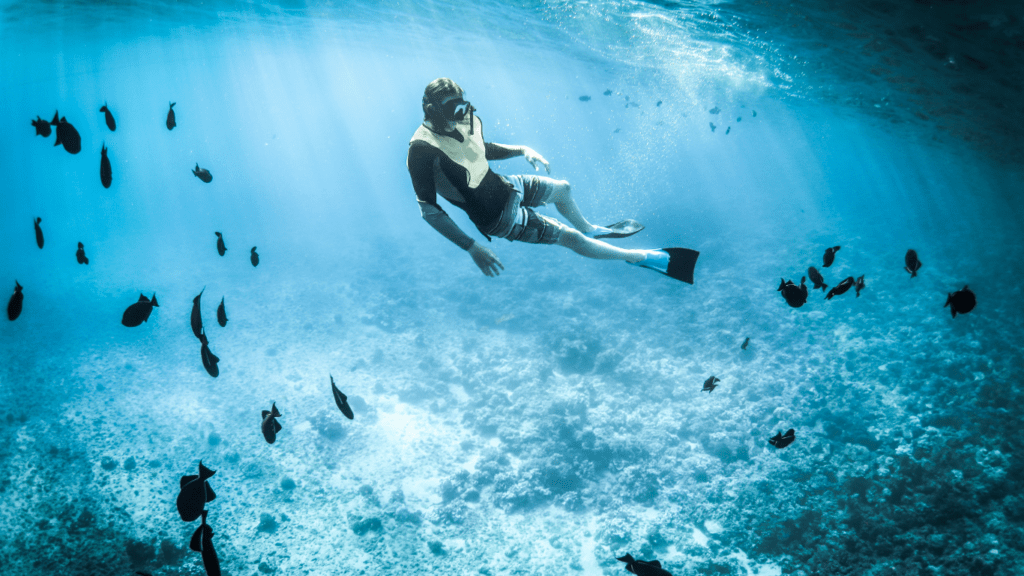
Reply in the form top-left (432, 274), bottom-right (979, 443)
top-left (627, 247), bottom-right (700, 284)
top-left (627, 249), bottom-right (670, 272)
top-left (584, 219), bottom-right (645, 239)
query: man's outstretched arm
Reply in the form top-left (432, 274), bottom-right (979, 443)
top-left (485, 142), bottom-right (550, 174)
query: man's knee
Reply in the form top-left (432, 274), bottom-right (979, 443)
top-left (557, 228), bottom-right (585, 248)
top-left (548, 179), bottom-right (571, 204)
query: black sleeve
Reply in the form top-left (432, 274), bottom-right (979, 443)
top-left (485, 142), bottom-right (523, 161)
top-left (407, 141), bottom-right (441, 209)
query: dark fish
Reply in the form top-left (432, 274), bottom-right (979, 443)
top-left (100, 143), bottom-right (112, 188)
top-left (709, 122), bottom-right (716, 132)
top-left (725, 126), bottom-right (731, 135)
top-left (250, 247), bottom-right (259, 267)
top-left (121, 293), bottom-right (159, 327)
top-left (76, 242), bottom-right (89, 265)
top-left (807, 266), bottom-right (828, 292)
top-left (945, 285), bottom-right (976, 318)
top-left (31, 116), bottom-right (51, 137)
top-left (737, 117), bottom-right (742, 122)
top-left (778, 277), bottom-right (808, 308)
top-left (176, 460), bottom-right (216, 522)
top-left (855, 275), bottom-right (865, 297)
top-left (215, 232), bottom-right (227, 256)
top-left (709, 106), bottom-right (720, 114)
top-left (769, 428), bottom-right (796, 449)
top-left (825, 277), bottom-right (855, 300)
top-left (217, 297), bottom-right (228, 327)
top-left (199, 329), bottom-right (220, 378)
top-left (752, 110), bottom-right (757, 117)
top-left (701, 376), bottom-right (720, 393)
top-left (34, 217), bottom-right (44, 248)
top-left (579, 95), bottom-right (591, 102)
top-left (191, 288), bottom-right (205, 340)
top-left (822, 245), bottom-right (841, 267)
top-left (616, 554), bottom-right (672, 576)
top-left (741, 337), bottom-right (750, 350)
top-left (261, 402), bottom-right (283, 444)
top-left (331, 375), bottom-right (354, 419)
top-left (99, 102), bottom-right (116, 131)
top-left (166, 102), bottom-right (176, 130)
top-left (193, 163), bottom-right (212, 183)
top-left (904, 249), bottom-right (922, 278)
top-left (50, 111), bottom-right (81, 154)
top-left (656, 100), bottom-right (662, 107)
top-left (7, 281), bottom-right (23, 321)
top-left (189, 510), bottom-right (221, 576)
top-left (603, 89), bottom-right (612, 96)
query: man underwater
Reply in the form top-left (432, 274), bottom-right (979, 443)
top-left (407, 78), bottom-right (697, 283)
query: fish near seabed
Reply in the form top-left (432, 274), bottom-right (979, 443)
top-left (217, 297), bottom-right (227, 327)
top-left (822, 245), bottom-right (841, 268)
top-left (121, 293), bottom-right (159, 327)
top-left (191, 288), bottom-right (205, 340)
top-left (193, 163), bottom-right (212, 183)
top-left (199, 329), bottom-right (220, 378)
top-left (51, 111), bottom-right (82, 154)
top-left (807, 266), bottom-right (828, 292)
top-left (99, 102), bottom-right (116, 131)
top-left (945, 285), bottom-right (976, 318)
top-left (76, 242), bottom-right (89, 265)
top-left (100, 144), bottom-right (112, 188)
top-left (825, 277), bottom-right (855, 300)
top-left (250, 247), bottom-right (259, 267)
top-left (215, 232), bottom-right (227, 256)
top-left (855, 275), bottom-right (866, 297)
top-left (702, 376), bottom-right (720, 393)
top-left (778, 277), bottom-right (808, 308)
top-left (7, 281), bottom-right (23, 321)
top-left (616, 554), bottom-right (673, 576)
top-left (34, 217), bottom-right (44, 248)
top-left (177, 460), bottom-right (217, 522)
top-left (190, 510), bottom-right (221, 576)
top-left (769, 428), bottom-right (796, 449)
top-left (32, 116), bottom-right (51, 137)
top-left (331, 375), bottom-right (354, 420)
top-left (261, 402), bottom-right (283, 444)
top-left (905, 249), bottom-right (922, 278)
top-left (741, 337), bottom-right (750, 350)
top-left (166, 102), bottom-right (176, 130)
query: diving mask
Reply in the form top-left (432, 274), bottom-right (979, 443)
top-left (442, 98), bottom-right (473, 122)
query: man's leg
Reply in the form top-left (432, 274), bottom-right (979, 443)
top-left (557, 229), bottom-right (647, 262)
top-left (545, 179), bottom-right (599, 235)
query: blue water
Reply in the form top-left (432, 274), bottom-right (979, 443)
top-left (2, 1), bottom-right (1023, 575)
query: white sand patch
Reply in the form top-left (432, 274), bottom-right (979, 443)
top-left (692, 525), bottom-right (709, 547)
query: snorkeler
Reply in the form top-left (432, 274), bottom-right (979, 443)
top-left (407, 78), bottom-right (698, 283)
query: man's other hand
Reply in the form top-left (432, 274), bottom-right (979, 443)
top-left (523, 147), bottom-right (551, 174)
top-left (468, 243), bottom-right (504, 277)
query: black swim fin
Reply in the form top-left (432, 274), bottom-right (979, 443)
top-left (630, 247), bottom-right (699, 284)
top-left (593, 219), bottom-right (645, 239)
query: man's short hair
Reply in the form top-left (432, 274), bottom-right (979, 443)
top-left (422, 78), bottom-right (464, 123)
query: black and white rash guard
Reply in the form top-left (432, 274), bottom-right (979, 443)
top-left (407, 117), bottom-right (522, 250)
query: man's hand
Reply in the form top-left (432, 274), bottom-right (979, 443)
top-left (468, 242), bottom-right (504, 277)
top-left (522, 147), bottom-right (551, 174)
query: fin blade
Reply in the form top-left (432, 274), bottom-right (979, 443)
top-left (663, 248), bottom-right (699, 284)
